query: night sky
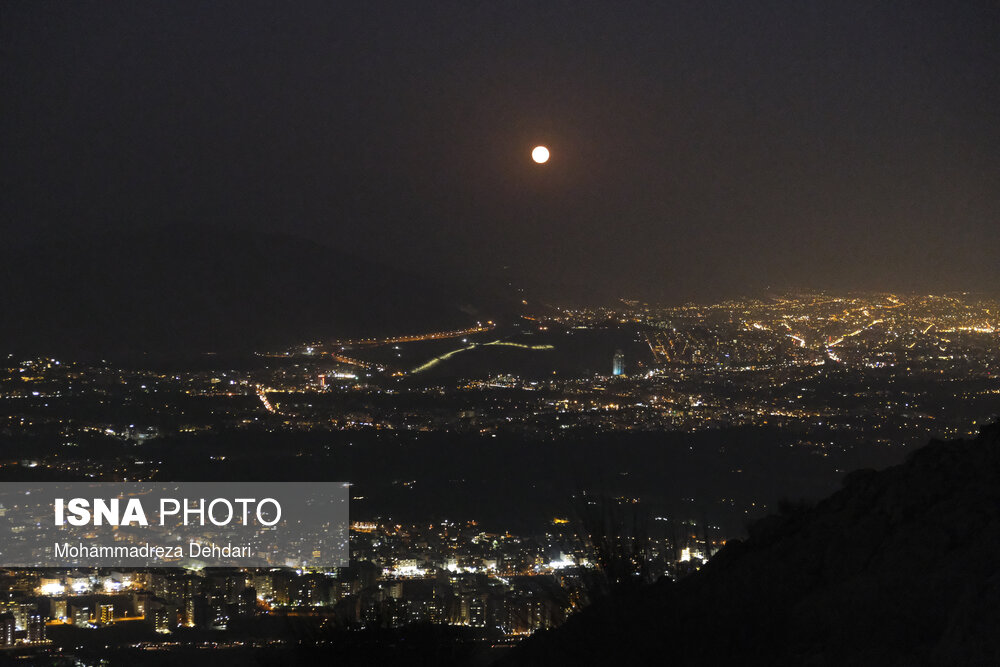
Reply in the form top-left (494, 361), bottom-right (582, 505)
top-left (2, 1), bottom-right (998, 302)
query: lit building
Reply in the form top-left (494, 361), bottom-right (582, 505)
top-left (51, 599), bottom-right (68, 621)
top-left (72, 606), bottom-right (90, 628)
top-left (612, 349), bottom-right (625, 376)
top-left (98, 603), bottom-right (114, 626)
top-left (0, 613), bottom-right (14, 647)
top-left (152, 606), bottom-right (175, 633)
top-left (11, 603), bottom-right (33, 631)
top-left (26, 614), bottom-right (45, 643)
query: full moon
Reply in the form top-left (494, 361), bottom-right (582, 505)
top-left (531, 145), bottom-right (550, 164)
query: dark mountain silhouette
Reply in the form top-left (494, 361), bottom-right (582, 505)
top-left (0, 227), bottom-right (513, 357)
top-left (503, 421), bottom-right (1000, 666)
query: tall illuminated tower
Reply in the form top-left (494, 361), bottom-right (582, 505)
top-left (612, 349), bottom-right (625, 376)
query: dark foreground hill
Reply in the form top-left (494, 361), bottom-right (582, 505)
top-left (0, 227), bottom-right (511, 357)
top-left (503, 421), bottom-right (1000, 666)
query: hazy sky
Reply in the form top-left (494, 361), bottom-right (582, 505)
top-left (2, 1), bottom-right (998, 302)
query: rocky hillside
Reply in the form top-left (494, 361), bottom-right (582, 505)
top-left (504, 421), bottom-right (1000, 666)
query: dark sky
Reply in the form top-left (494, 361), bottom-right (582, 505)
top-left (2, 1), bottom-right (998, 302)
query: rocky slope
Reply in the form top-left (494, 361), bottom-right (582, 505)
top-left (504, 421), bottom-right (1000, 666)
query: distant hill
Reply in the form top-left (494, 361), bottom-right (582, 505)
top-left (504, 422), bottom-right (1000, 666)
top-left (0, 227), bottom-right (512, 357)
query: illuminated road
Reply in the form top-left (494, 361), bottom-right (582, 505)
top-left (828, 319), bottom-right (883, 347)
top-left (255, 385), bottom-right (277, 414)
top-left (334, 323), bottom-right (494, 347)
top-left (328, 352), bottom-right (384, 371)
top-left (409, 339), bottom-right (554, 374)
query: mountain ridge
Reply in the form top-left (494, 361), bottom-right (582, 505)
top-left (0, 226), bottom-right (514, 358)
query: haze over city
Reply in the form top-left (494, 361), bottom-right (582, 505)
top-left (3, 1), bottom-right (999, 304)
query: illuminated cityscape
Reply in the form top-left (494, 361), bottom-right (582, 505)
top-left (1, 291), bottom-right (998, 662)
top-left (3, 0), bottom-right (998, 663)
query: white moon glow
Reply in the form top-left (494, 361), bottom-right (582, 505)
top-left (531, 145), bottom-right (550, 163)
